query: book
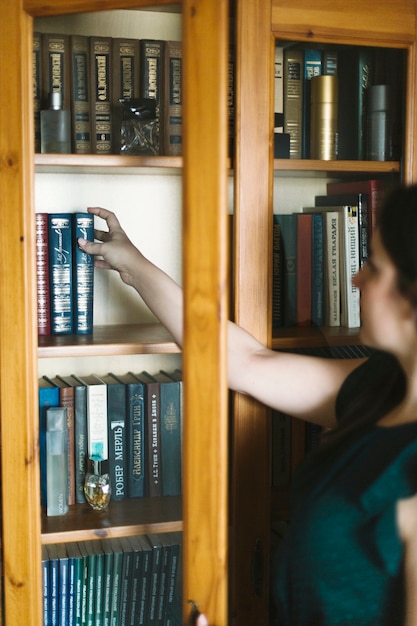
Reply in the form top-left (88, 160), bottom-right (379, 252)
top-left (46, 543), bottom-right (60, 626)
top-left (109, 372), bottom-right (146, 499)
top-left (160, 532), bottom-right (182, 626)
top-left (296, 213), bottom-right (312, 327)
top-left (273, 44), bottom-right (290, 158)
top-left (119, 536), bottom-right (135, 626)
top-left (112, 38), bottom-right (140, 153)
top-left (283, 46), bottom-right (304, 158)
top-left (74, 374), bottom-right (108, 463)
top-left (41, 33), bottom-right (71, 113)
top-left (70, 34), bottom-right (92, 154)
top-left (163, 40), bottom-right (182, 156)
top-left (134, 372), bottom-right (162, 497)
top-left (139, 39), bottom-right (165, 155)
top-left (48, 213), bottom-right (74, 335)
top-left (126, 535), bottom-right (143, 626)
top-left (109, 537), bottom-right (124, 626)
top-left (35, 212), bottom-right (51, 336)
top-left (337, 46), bottom-right (374, 160)
top-left (41, 545), bottom-right (50, 626)
top-left (100, 539), bottom-right (114, 626)
top-left (272, 217), bottom-right (282, 328)
top-left (57, 375), bottom-right (88, 504)
top-left (302, 47), bottom-right (322, 158)
top-left (146, 534), bottom-right (164, 626)
top-left (326, 178), bottom-right (387, 238)
top-left (90, 36), bottom-right (113, 154)
top-left (43, 375), bottom-right (76, 506)
top-left (142, 371), bottom-right (182, 497)
top-left (317, 192), bottom-right (369, 267)
top-left (33, 32), bottom-right (43, 152)
top-left (65, 541), bottom-right (84, 626)
top-left (98, 374), bottom-right (127, 501)
top-left (310, 212), bottom-right (324, 327)
top-left (39, 377), bottom-right (60, 507)
top-left (273, 214), bottom-right (297, 326)
top-left (132, 534), bottom-right (153, 626)
top-left (302, 208), bottom-right (340, 327)
top-left (313, 200), bottom-right (360, 328)
top-left (55, 543), bottom-right (70, 626)
top-left (156, 532), bottom-right (181, 625)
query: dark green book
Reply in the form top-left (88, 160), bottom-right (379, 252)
top-left (78, 541), bottom-right (97, 626)
top-left (109, 537), bottom-right (124, 626)
top-left (118, 536), bottom-right (135, 626)
top-left (126, 535), bottom-right (144, 626)
top-left (41, 545), bottom-right (50, 626)
top-left (133, 534), bottom-right (153, 626)
top-left (100, 539), bottom-right (114, 626)
top-left (161, 532), bottom-right (182, 626)
top-left (66, 542), bottom-right (83, 626)
top-left (146, 534), bottom-right (164, 626)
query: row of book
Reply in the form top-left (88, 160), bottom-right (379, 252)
top-left (36, 212), bottom-right (95, 336)
top-left (276, 42), bottom-right (404, 160)
top-left (271, 344), bottom-right (371, 488)
top-left (272, 178), bottom-right (387, 329)
top-left (39, 369), bottom-right (182, 513)
top-left (33, 32), bottom-right (182, 156)
top-left (42, 532), bottom-right (182, 626)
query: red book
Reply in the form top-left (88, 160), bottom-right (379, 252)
top-left (326, 178), bottom-right (387, 238)
top-left (36, 212), bottom-right (51, 336)
top-left (296, 213), bottom-right (312, 327)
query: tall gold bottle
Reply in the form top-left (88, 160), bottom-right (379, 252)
top-left (310, 75), bottom-right (338, 160)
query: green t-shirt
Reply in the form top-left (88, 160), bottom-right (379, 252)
top-left (273, 352), bottom-right (417, 625)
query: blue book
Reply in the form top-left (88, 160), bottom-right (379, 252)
top-left (273, 214), bottom-right (297, 327)
top-left (110, 372), bottom-right (146, 499)
top-left (48, 213), bottom-right (74, 335)
top-left (41, 545), bottom-right (50, 626)
top-left (39, 378), bottom-right (60, 507)
top-left (98, 374), bottom-right (127, 501)
top-left (72, 212), bottom-right (94, 335)
top-left (46, 544), bottom-right (59, 626)
top-left (56, 543), bottom-right (70, 626)
top-left (311, 213), bottom-right (324, 327)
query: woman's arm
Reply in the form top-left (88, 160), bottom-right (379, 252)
top-left (397, 496), bottom-right (417, 625)
top-left (78, 206), bottom-right (363, 428)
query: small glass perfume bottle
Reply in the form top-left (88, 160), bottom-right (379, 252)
top-left (40, 91), bottom-right (71, 154)
top-left (84, 458), bottom-right (111, 511)
top-left (46, 406), bottom-right (69, 517)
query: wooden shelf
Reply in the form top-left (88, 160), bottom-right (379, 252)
top-left (272, 325), bottom-right (361, 350)
top-left (24, 0), bottom-right (180, 18)
top-left (41, 496), bottom-right (182, 544)
top-left (274, 159), bottom-right (401, 175)
top-left (35, 153), bottom-right (182, 173)
top-left (38, 323), bottom-right (181, 358)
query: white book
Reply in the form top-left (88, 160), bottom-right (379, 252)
top-left (74, 374), bottom-right (108, 461)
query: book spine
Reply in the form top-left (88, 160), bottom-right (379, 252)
top-left (311, 213), bottom-right (324, 327)
top-left (57, 546), bottom-right (69, 626)
top-left (323, 211), bottom-right (340, 327)
top-left (48, 213), bottom-right (74, 335)
top-left (145, 381), bottom-right (162, 497)
top-left (41, 33), bottom-right (71, 111)
top-left (140, 39), bottom-right (165, 155)
top-left (70, 35), bottom-right (92, 154)
top-left (164, 41), bottom-right (182, 156)
top-left (109, 538), bottom-right (123, 626)
top-left (296, 213), bottom-right (312, 327)
top-left (100, 540), bottom-right (114, 626)
top-left (275, 214), bottom-right (297, 327)
top-left (302, 47), bottom-right (322, 158)
top-left (272, 218), bottom-right (282, 328)
top-left (42, 545), bottom-right (50, 626)
top-left (106, 381), bottom-right (127, 501)
top-left (126, 379), bottom-right (146, 498)
top-left (159, 380), bottom-right (182, 497)
top-left (72, 212), bottom-right (94, 334)
top-left (119, 537), bottom-right (134, 626)
top-left (90, 36), bottom-right (113, 154)
top-left (341, 206), bottom-right (360, 328)
top-left (33, 32), bottom-right (43, 152)
top-left (86, 381), bottom-right (108, 462)
top-left (283, 47), bottom-right (303, 158)
top-left (146, 535), bottom-right (163, 626)
top-left (36, 212), bottom-right (51, 336)
top-left (58, 384), bottom-right (76, 506)
top-left (47, 545), bottom-right (59, 626)
top-left (112, 38), bottom-right (140, 153)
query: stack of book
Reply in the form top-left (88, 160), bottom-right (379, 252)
top-left (272, 178), bottom-right (387, 330)
top-left (36, 212), bottom-right (95, 337)
top-left (278, 41), bottom-right (404, 161)
top-left (39, 369), bottom-right (183, 512)
top-left (33, 32), bottom-right (183, 156)
top-left (42, 531), bottom-right (182, 626)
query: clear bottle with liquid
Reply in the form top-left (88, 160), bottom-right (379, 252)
top-left (46, 406), bottom-right (69, 516)
top-left (40, 91), bottom-right (71, 153)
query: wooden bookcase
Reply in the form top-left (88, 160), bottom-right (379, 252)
top-left (1, 1), bottom-right (417, 625)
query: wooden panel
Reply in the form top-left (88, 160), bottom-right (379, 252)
top-left (231, 1), bottom-right (273, 624)
top-left (182, 0), bottom-right (229, 624)
top-left (0, 5), bottom-right (43, 626)
top-left (24, 0), bottom-right (179, 17)
top-left (272, 0), bottom-right (416, 45)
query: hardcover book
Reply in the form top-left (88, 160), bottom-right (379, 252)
top-left (70, 35), bottom-right (92, 154)
top-left (98, 374), bottom-right (128, 501)
top-left (140, 39), bottom-right (165, 155)
top-left (135, 372), bottom-right (162, 497)
top-left (48, 213), bottom-right (74, 335)
top-left (110, 372), bottom-right (146, 499)
top-left (272, 218), bottom-right (282, 328)
top-left (112, 38), bottom-right (140, 153)
top-left (65, 542), bottom-right (83, 626)
top-left (72, 212), bottom-right (94, 334)
top-left (273, 214), bottom-right (297, 327)
top-left (36, 212), bottom-right (51, 336)
top-left (311, 212), bottom-right (324, 327)
top-left (164, 41), bottom-right (182, 156)
top-left (90, 36), bottom-right (113, 154)
top-left (33, 32), bottom-right (43, 152)
top-left (296, 213), bottom-right (312, 327)
top-left (302, 47), bottom-right (322, 159)
top-left (283, 46), bottom-right (304, 159)
top-left (326, 178), bottom-right (386, 238)
top-left (75, 374), bottom-right (108, 463)
top-left (41, 33), bottom-right (71, 112)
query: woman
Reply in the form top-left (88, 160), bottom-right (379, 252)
top-left (78, 184), bottom-right (417, 625)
